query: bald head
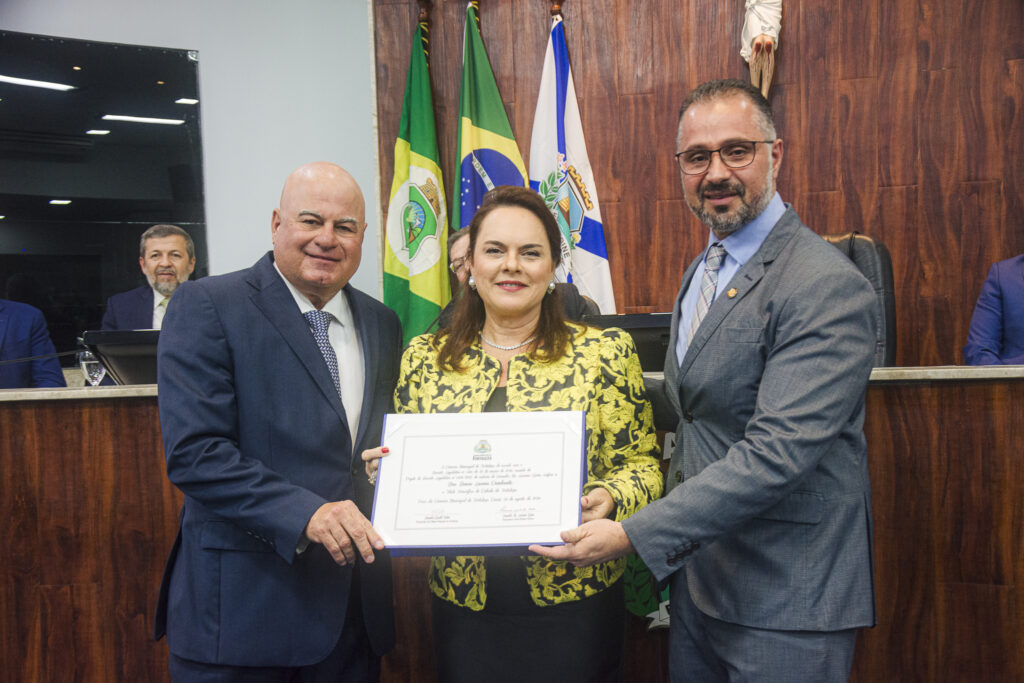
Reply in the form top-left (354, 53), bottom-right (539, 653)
top-left (271, 162), bottom-right (368, 308)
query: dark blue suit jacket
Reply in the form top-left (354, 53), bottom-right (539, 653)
top-left (964, 254), bottom-right (1024, 365)
top-left (101, 285), bottom-right (154, 330)
top-left (155, 253), bottom-right (401, 667)
top-left (0, 299), bottom-right (66, 389)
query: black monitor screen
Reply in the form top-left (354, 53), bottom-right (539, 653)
top-left (582, 313), bottom-right (672, 373)
top-left (82, 330), bottom-right (159, 385)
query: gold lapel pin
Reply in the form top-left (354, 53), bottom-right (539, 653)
top-left (727, 288), bottom-right (738, 299)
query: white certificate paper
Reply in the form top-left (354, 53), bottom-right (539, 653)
top-left (371, 411), bottom-right (586, 555)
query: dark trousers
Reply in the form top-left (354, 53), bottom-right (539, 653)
top-left (169, 568), bottom-right (379, 683)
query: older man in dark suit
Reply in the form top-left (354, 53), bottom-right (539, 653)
top-left (155, 162), bottom-right (401, 681)
top-left (533, 80), bottom-right (877, 681)
top-left (102, 224), bottom-right (196, 330)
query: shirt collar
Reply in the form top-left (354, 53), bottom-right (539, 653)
top-left (273, 262), bottom-right (353, 329)
top-left (151, 287), bottom-right (170, 310)
top-left (709, 192), bottom-right (786, 265)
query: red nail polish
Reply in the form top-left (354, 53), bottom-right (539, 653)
top-left (381, 447), bottom-right (389, 454)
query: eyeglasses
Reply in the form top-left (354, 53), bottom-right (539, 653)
top-left (448, 258), bottom-right (466, 275)
top-left (674, 140), bottom-right (775, 175)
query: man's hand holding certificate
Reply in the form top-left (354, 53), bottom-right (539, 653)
top-left (365, 411), bottom-right (586, 555)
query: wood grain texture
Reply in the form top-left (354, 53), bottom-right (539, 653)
top-left (0, 397), bottom-right (178, 682)
top-left (2, 381), bottom-right (1023, 681)
top-left (373, 0), bottom-right (1024, 365)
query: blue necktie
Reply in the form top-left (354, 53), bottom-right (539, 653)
top-left (303, 310), bottom-right (341, 397)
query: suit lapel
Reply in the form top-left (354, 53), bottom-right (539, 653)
top-left (664, 256), bottom-right (701, 410)
top-left (676, 207), bottom-right (802, 381)
top-left (246, 254), bottom-right (350, 429)
top-left (348, 288), bottom-right (379, 453)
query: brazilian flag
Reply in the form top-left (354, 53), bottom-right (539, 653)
top-left (451, 0), bottom-right (528, 231)
top-left (384, 20), bottom-right (450, 346)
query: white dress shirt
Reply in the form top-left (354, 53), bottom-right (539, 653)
top-left (676, 192), bottom-right (786, 364)
top-left (151, 289), bottom-right (170, 330)
top-left (274, 263), bottom-right (365, 441)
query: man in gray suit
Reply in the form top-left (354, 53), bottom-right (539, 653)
top-left (531, 79), bottom-right (877, 681)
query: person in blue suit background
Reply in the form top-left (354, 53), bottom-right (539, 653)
top-left (964, 254), bottom-right (1024, 365)
top-left (155, 162), bottom-right (401, 681)
top-left (0, 298), bottom-right (66, 389)
top-left (101, 224), bottom-right (196, 331)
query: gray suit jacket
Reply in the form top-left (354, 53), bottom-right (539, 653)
top-left (623, 207), bottom-right (877, 632)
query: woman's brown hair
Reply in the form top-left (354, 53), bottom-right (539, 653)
top-left (437, 185), bottom-right (573, 371)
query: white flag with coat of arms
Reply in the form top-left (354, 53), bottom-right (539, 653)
top-left (528, 14), bottom-right (616, 313)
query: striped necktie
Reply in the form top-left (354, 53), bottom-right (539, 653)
top-left (687, 243), bottom-right (727, 344)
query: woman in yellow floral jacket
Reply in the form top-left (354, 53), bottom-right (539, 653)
top-left (364, 186), bottom-right (662, 682)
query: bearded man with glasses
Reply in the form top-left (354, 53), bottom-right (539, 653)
top-left (533, 79), bottom-right (878, 682)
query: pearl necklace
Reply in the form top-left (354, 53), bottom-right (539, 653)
top-left (480, 334), bottom-right (537, 351)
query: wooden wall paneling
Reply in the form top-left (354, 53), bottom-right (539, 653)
top-left (570, 3), bottom-right (625, 205)
top-left (0, 398), bottom-right (177, 681)
top-left (1002, 60), bottom-right (1024, 259)
top-left (916, 0), bottom-right (958, 72)
top-left (373, 1), bottom-right (414, 227)
top-left (933, 382), bottom-right (1023, 678)
top-left (959, 181), bottom-right (1005, 361)
top-left (769, 81), bottom-right (800, 201)
top-left (570, 0), bottom-right (623, 104)
top-left (374, 0), bottom-right (1024, 365)
top-left (839, 0), bottom-right (879, 81)
top-left (606, 93), bottom-right (657, 311)
top-left (380, 556), bottom-right (434, 682)
top-left (614, 2), bottom-right (654, 96)
top-left (839, 78), bottom-right (880, 236)
top-left (0, 402), bottom-right (41, 681)
top-left (915, 68), bottom-right (962, 365)
top-left (687, 0), bottom-right (744, 86)
top-left (650, 0), bottom-right (691, 207)
top-left (650, 199), bottom-right (703, 312)
top-left (796, 190), bottom-right (844, 237)
top-left (623, 616), bottom-right (670, 681)
top-left (507, 1), bottom-right (547, 171)
top-left (960, 3), bottom-right (1005, 185)
top-left (877, 185), bottom-right (919, 366)
top-left (576, 94), bottom-right (624, 205)
top-left (796, 0), bottom-right (839, 195)
top-left (876, 1), bottom-right (918, 189)
top-left (852, 386), bottom-right (939, 682)
top-left (109, 401), bottom-right (173, 680)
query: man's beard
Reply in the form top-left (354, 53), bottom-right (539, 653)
top-left (686, 164), bottom-right (775, 237)
top-left (148, 272), bottom-right (183, 297)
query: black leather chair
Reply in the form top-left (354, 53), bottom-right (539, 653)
top-left (822, 232), bottom-right (897, 367)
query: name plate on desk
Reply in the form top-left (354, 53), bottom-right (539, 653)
top-left (372, 411), bottom-right (585, 555)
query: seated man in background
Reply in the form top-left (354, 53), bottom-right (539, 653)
top-left (0, 298), bottom-right (66, 388)
top-left (436, 218), bottom-right (600, 330)
top-left (101, 224), bottom-right (196, 330)
top-left (964, 253), bottom-right (1024, 365)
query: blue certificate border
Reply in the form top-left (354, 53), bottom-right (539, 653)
top-left (371, 410), bottom-right (586, 556)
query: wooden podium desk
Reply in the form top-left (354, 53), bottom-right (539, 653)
top-left (1, 367), bottom-right (1021, 682)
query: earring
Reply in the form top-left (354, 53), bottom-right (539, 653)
top-left (468, 275), bottom-right (477, 290)
top-left (547, 280), bottom-right (556, 294)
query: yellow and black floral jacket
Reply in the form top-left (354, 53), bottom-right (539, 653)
top-left (393, 324), bottom-right (663, 610)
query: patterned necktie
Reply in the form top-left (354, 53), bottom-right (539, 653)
top-left (304, 310), bottom-right (341, 397)
top-left (686, 243), bottom-right (728, 344)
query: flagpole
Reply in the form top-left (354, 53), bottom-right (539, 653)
top-left (417, 0), bottom-right (432, 68)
